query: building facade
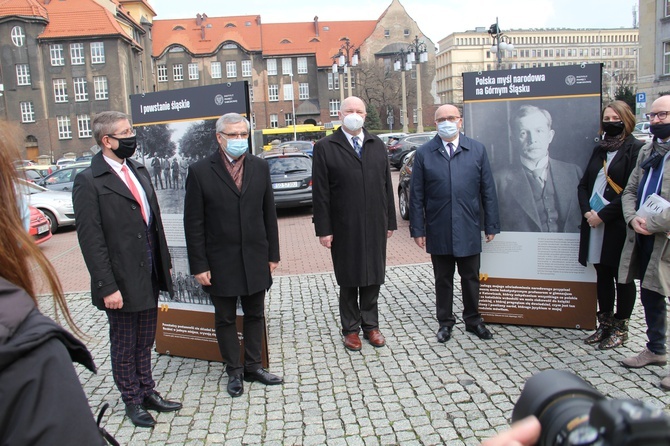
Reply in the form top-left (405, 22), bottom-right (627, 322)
top-left (637, 0), bottom-right (670, 106)
top-left (436, 27), bottom-right (639, 108)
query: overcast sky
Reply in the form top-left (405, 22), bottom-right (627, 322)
top-left (150, 0), bottom-right (638, 45)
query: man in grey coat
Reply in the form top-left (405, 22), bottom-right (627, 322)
top-left (409, 104), bottom-right (500, 343)
top-left (312, 96), bottom-right (397, 352)
top-left (618, 95), bottom-right (670, 389)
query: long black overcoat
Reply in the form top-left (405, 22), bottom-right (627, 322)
top-left (73, 152), bottom-right (173, 312)
top-left (312, 127), bottom-right (397, 287)
top-left (183, 151), bottom-right (279, 297)
top-left (577, 134), bottom-right (643, 267)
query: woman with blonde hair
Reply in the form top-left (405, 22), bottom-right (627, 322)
top-left (578, 100), bottom-right (644, 349)
top-left (0, 123), bottom-right (105, 444)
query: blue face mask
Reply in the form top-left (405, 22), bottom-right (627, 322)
top-left (437, 120), bottom-right (459, 139)
top-left (225, 139), bottom-right (248, 158)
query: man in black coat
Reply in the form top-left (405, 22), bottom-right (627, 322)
top-left (184, 112), bottom-right (282, 398)
top-left (312, 96), bottom-right (398, 352)
top-left (73, 111), bottom-right (182, 428)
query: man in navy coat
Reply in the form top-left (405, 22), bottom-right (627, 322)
top-left (409, 104), bottom-right (500, 343)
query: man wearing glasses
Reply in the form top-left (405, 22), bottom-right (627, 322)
top-left (73, 111), bottom-right (182, 427)
top-left (183, 112), bottom-right (282, 398)
top-left (619, 96), bottom-right (670, 389)
top-left (409, 104), bottom-right (500, 343)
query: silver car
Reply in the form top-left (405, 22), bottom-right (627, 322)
top-left (17, 178), bottom-right (75, 233)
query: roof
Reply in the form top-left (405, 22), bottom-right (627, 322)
top-left (152, 17), bottom-right (377, 67)
top-left (37, 0), bottom-right (132, 40)
top-left (0, 0), bottom-right (47, 19)
top-left (152, 15), bottom-right (262, 57)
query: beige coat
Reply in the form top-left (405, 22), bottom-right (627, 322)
top-left (619, 142), bottom-right (670, 296)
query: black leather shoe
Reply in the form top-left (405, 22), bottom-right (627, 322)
top-left (227, 374), bottom-right (244, 397)
top-left (244, 368), bottom-right (283, 385)
top-left (125, 403), bottom-right (156, 428)
top-left (142, 393), bottom-right (182, 412)
top-left (437, 326), bottom-right (452, 343)
top-left (466, 323), bottom-right (493, 340)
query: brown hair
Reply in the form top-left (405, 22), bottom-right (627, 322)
top-left (600, 100), bottom-right (636, 136)
top-left (0, 122), bottom-right (81, 335)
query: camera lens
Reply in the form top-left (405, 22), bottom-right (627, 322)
top-left (513, 370), bottom-right (605, 446)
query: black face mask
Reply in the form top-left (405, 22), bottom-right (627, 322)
top-left (650, 123), bottom-right (670, 141)
top-left (108, 135), bottom-right (137, 159)
top-left (602, 121), bottom-right (624, 137)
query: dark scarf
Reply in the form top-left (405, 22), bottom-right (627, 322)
top-left (636, 140), bottom-right (670, 209)
top-left (219, 150), bottom-right (246, 191)
top-left (599, 134), bottom-right (626, 152)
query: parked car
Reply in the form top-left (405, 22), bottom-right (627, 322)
top-left (17, 178), bottom-right (76, 233)
top-left (377, 132), bottom-right (407, 146)
top-left (397, 150), bottom-right (416, 220)
top-left (28, 206), bottom-right (52, 245)
top-left (259, 149), bottom-right (313, 208)
top-left (387, 132), bottom-right (435, 169)
top-left (278, 141), bottom-right (314, 157)
top-left (20, 169), bottom-right (44, 183)
top-left (18, 164), bottom-right (57, 179)
top-left (56, 158), bottom-right (77, 169)
top-left (37, 162), bottom-right (90, 192)
top-left (633, 121), bottom-right (652, 143)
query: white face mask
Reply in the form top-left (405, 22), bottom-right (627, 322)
top-left (343, 113), bottom-right (365, 132)
top-left (437, 120), bottom-right (459, 139)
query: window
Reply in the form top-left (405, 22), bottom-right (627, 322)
top-left (242, 59), bottom-right (252, 77)
top-left (664, 42), bottom-right (670, 75)
top-left (666, 0), bottom-right (670, 17)
top-left (413, 109), bottom-right (418, 124)
top-left (270, 114), bottom-right (278, 128)
top-left (188, 63), bottom-right (199, 80)
top-left (404, 29), bottom-right (410, 37)
top-left (94, 76), bottom-right (108, 100)
top-left (384, 29), bottom-right (390, 38)
top-left (173, 64), bottom-right (183, 81)
top-left (329, 99), bottom-right (340, 117)
top-left (285, 113), bottom-right (293, 126)
top-left (282, 58), bottom-right (292, 75)
top-left (297, 57), bottom-right (308, 74)
top-left (90, 42), bottom-right (105, 64)
top-left (73, 78), bottom-right (88, 101)
top-left (226, 61), bottom-right (237, 78)
top-left (157, 64), bottom-right (168, 82)
top-left (267, 59), bottom-right (277, 75)
top-left (268, 84), bottom-right (279, 101)
top-left (328, 72), bottom-right (339, 90)
top-left (16, 64), bottom-right (30, 86)
top-left (57, 116), bottom-right (72, 139)
top-left (20, 102), bottom-right (34, 123)
top-left (249, 87), bottom-right (254, 102)
top-left (70, 43), bottom-right (84, 65)
top-left (11, 26), bottom-right (25, 47)
top-left (77, 115), bottom-right (92, 138)
top-left (211, 61), bottom-right (222, 79)
top-left (50, 44), bottom-right (65, 66)
top-left (299, 82), bottom-right (309, 100)
top-left (283, 84), bottom-right (293, 101)
top-left (53, 79), bottom-right (68, 102)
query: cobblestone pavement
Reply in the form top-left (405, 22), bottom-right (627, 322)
top-left (40, 264), bottom-right (670, 446)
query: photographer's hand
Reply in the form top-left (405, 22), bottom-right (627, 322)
top-left (480, 416), bottom-right (541, 446)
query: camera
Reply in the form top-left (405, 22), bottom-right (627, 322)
top-left (512, 369), bottom-right (670, 446)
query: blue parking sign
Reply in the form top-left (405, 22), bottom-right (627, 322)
top-left (637, 92), bottom-right (646, 103)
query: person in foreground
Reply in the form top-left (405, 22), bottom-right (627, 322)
top-left (312, 96), bottom-right (397, 351)
top-left (577, 101), bottom-right (643, 349)
top-left (480, 416), bottom-right (541, 446)
top-left (184, 113), bottom-right (282, 397)
top-left (73, 111), bottom-right (182, 427)
top-left (409, 104), bottom-right (500, 343)
top-left (0, 122), bottom-right (105, 444)
top-left (618, 95), bottom-right (670, 389)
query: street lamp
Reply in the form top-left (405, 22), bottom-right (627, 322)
top-left (332, 37), bottom-right (359, 102)
top-left (603, 69), bottom-right (620, 102)
top-left (288, 73), bottom-right (296, 140)
top-left (488, 17), bottom-right (514, 70)
top-left (407, 35), bottom-right (428, 133)
top-left (393, 48), bottom-right (411, 133)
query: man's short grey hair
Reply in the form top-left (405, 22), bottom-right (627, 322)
top-left (512, 105), bottom-right (552, 130)
top-left (93, 111), bottom-right (131, 145)
top-left (216, 113), bottom-right (251, 133)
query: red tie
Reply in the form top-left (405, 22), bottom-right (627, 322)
top-left (121, 165), bottom-right (148, 223)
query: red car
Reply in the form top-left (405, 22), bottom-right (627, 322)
top-left (28, 205), bottom-right (52, 245)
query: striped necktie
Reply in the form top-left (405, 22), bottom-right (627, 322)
top-left (352, 136), bottom-right (362, 158)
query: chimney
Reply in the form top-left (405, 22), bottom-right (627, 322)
top-left (196, 13), bottom-right (201, 26)
top-left (314, 16), bottom-right (319, 37)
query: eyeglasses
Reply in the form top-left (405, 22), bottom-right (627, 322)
top-left (435, 116), bottom-right (461, 123)
top-left (645, 111), bottom-right (670, 121)
top-left (106, 128), bottom-right (136, 139)
top-left (219, 132), bottom-right (249, 139)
